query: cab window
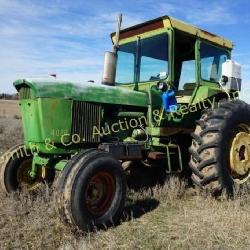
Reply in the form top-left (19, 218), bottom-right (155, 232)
top-left (200, 43), bottom-right (229, 82)
top-left (116, 34), bottom-right (168, 84)
top-left (116, 41), bottom-right (136, 84)
top-left (139, 34), bottom-right (168, 82)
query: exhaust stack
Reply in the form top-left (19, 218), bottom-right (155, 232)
top-left (102, 14), bottom-right (122, 86)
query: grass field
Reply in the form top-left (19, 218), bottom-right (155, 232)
top-left (0, 101), bottom-right (249, 249)
top-left (0, 100), bottom-right (20, 118)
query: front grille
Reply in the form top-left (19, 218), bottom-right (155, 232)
top-left (19, 87), bottom-right (31, 99)
top-left (71, 101), bottom-right (101, 143)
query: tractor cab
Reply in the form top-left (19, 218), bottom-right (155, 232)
top-left (108, 16), bottom-right (233, 109)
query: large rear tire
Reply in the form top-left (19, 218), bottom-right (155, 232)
top-left (189, 100), bottom-right (250, 197)
top-left (55, 149), bottom-right (126, 231)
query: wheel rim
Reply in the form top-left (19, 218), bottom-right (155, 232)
top-left (85, 171), bottom-right (116, 215)
top-left (230, 124), bottom-right (250, 184)
top-left (16, 159), bottom-right (40, 190)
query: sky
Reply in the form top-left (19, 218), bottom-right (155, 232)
top-left (0, 0), bottom-right (250, 99)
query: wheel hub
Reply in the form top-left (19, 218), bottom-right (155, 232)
top-left (230, 131), bottom-right (250, 180)
top-left (85, 172), bottom-right (115, 215)
top-left (16, 159), bottom-right (42, 191)
top-left (17, 160), bottom-right (35, 185)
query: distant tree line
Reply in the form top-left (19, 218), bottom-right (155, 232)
top-left (0, 93), bottom-right (19, 100)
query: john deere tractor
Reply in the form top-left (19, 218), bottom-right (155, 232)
top-left (1, 15), bottom-right (249, 231)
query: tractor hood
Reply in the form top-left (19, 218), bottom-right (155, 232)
top-left (14, 78), bottom-right (148, 107)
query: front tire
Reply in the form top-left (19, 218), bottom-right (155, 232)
top-left (55, 149), bottom-right (126, 231)
top-left (0, 144), bottom-right (36, 193)
top-left (189, 100), bottom-right (250, 196)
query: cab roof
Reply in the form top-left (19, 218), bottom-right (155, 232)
top-left (111, 15), bottom-right (233, 49)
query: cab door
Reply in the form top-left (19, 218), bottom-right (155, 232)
top-left (136, 31), bottom-right (172, 128)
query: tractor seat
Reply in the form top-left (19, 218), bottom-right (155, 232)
top-left (183, 83), bottom-right (196, 90)
top-left (176, 82), bottom-right (196, 96)
top-left (176, 83), bottom-right (197, 103)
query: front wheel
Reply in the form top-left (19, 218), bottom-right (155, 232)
top-left (0, 144), bottom-right (39, 193)
top-left (189, 100), bottom-right (250, 197)
top-left (55, 149), bottom-right (126, 231)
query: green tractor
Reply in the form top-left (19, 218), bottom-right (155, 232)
top-left (1, 14), bottom-right (249, 231)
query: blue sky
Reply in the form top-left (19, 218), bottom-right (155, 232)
top-left (0, 0), bottom-right (250, 97)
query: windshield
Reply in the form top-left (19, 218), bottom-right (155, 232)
top-left (116, 33), bottom-right (169, 84)
top-left (200, 43), bottom-right (229, 82)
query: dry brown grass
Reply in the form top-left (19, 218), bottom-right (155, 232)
top-left (0, 180), bottom-right (249, 249)
top-left (0, 100), bottom-right (20, 118)
top-left (0, 117), bottom-right (249, 249)
top-left (0, 117), bottom-right (23, 154)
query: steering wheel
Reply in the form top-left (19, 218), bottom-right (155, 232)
top-left (157, 81), bottom-right (177, 92)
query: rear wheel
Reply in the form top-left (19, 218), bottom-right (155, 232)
top-left (55, 149), bottom-right (126, 231)
top-left (189, 100), bottom-right (250, 196)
